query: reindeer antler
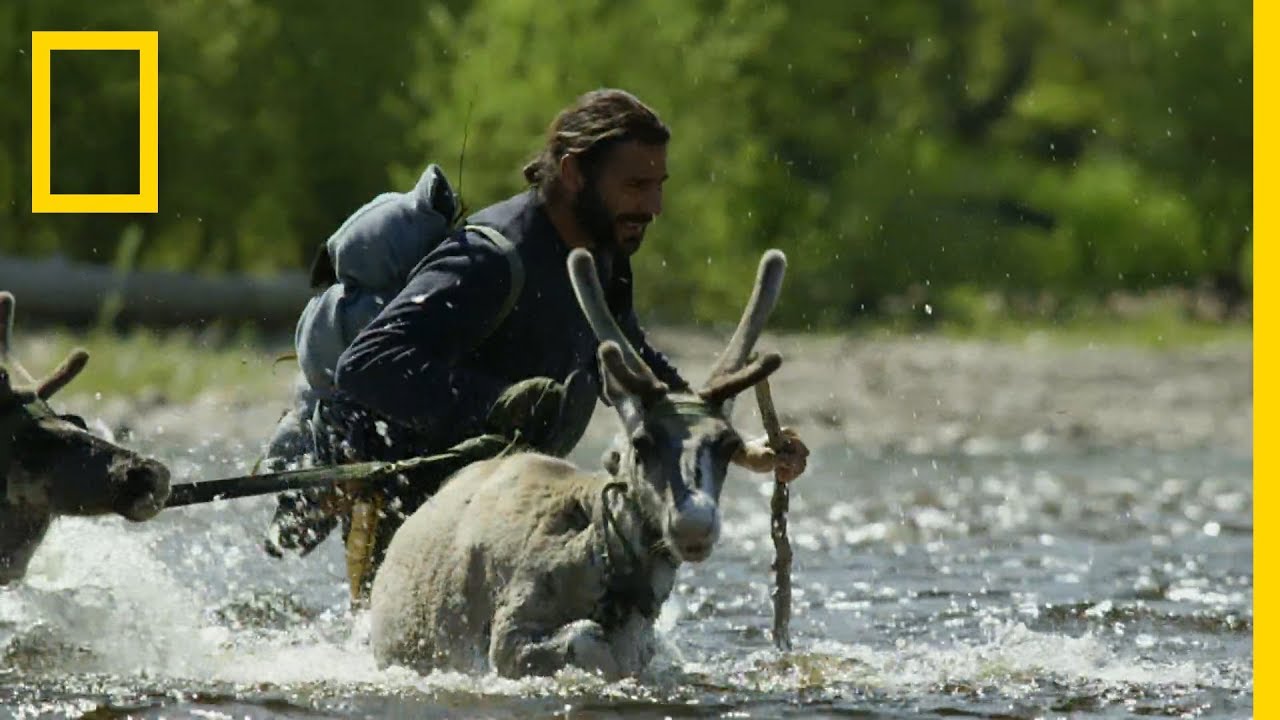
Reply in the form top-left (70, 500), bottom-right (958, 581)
top-left (0, 291), bottom-right (91, 399)
top-left (0, 292), bottom-right (16, 363)
top-left (37, 349), bottom-right (89, 400)
top-left (699, 351), bottom-right (782, 405)
top-left (567, 249), bottom-right (667, 394)
top-left (599, 341), bottom-right (667, 402)
top-left (0, 291), bottom-right (36, 386)
top-left (700, 250), bottom-right (787, 395)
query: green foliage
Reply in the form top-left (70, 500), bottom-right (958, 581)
top-left (27, 324), bottom-right (288, 404)
top-left (2, 0), bottom-right (1252, 329)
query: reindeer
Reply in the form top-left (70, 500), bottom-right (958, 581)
top-left (0, 291), bottom-right (172, 584)
top-left (369, 247), bottom-right (790, 679)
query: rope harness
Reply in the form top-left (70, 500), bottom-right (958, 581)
top-left (589, 395), bottom-right (731, 628)
top-left (594, 479), bottom-right (675, 629)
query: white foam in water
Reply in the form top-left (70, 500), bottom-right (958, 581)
top-left (2, 514), bottom-right (691, 700)
top-left (689, 620), bottom-right (1205, 699)
top-left (10, 518), bottom-right (392, 687)
top-left (16, 517), bottom-right (211, 677)
top-left (885, 621), bottom-right (1204, 689)
top-left (0, 509), bottom-right (1221, 712)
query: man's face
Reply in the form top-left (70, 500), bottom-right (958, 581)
top-left (572, 140), bottom-right (668, 256)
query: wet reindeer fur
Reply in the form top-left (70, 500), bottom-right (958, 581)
top-left (369, 248), bottom-right (787, 679)
top-left (0, 292), bottom-right (171, 583)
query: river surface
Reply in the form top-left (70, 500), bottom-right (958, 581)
top-left (0, 334), bottom-right (1253, 718)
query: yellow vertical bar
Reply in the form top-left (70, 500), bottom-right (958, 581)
top-left (1255, 2), bottom-right (1271, 717)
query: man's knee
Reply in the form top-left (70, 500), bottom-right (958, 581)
top-left (263, 409), bottom-right (314, 469)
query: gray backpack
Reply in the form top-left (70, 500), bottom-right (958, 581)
top-left (294, 164), bottom-right (524, 397)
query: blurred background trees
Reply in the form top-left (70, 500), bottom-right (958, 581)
top-left (3, 0), bottom-right (1252, 330)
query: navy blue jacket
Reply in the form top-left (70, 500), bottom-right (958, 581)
top-left (332, 189), bottom-right (688, 452)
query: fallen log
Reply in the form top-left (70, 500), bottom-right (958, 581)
top-left (0, 254), bottom-right (311, 329)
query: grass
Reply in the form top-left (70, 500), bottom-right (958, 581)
top-left (19, 325), bottom-right (295, 405)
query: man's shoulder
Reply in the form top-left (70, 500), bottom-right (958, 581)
top-left (464, 189), bottom-right (552, 243)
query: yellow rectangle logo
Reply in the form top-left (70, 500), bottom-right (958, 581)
top-left (31, 31), bottom-right (158, 214)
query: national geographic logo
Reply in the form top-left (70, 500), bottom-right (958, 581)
top-left (30, 31), bottom-right (158, 214)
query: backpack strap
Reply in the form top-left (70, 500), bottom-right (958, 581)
top-left (464, 224), bottom-right (525, 342)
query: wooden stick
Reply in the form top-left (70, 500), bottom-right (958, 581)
top-left (754, 377), bottom-right (793, 652)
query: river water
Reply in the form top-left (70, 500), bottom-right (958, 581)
top-left (0, 335), bottom-right (1253, 718)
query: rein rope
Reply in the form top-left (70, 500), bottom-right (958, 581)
top-left (594, 479), bottom-right (673, 625)
top-left (591, 397), bottom-right (721, 624)
top-left (599, 480), bottom-right (644, 570)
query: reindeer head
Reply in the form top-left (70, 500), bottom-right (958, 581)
top-left (0, 292), bottom-right (171, 582)
top-left (568, 249), bottom-right (785, 563)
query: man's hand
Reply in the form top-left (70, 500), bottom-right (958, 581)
top-left (732, 427), bottom-right (810, 483)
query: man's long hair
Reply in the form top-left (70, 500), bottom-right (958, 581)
top-left (523, 89), bottom-right (670, 200)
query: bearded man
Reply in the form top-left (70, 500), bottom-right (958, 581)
top-left (261, 89), bottom-right (808, 600)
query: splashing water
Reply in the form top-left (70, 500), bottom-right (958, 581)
top-left (0, 431), bottom-right (1251, 718)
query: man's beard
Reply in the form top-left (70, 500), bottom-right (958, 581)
top-left (572, 184), bottom-right (618, 251)
top-left (572, 184), bottom-right (651, 256)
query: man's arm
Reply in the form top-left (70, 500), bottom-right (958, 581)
top-left (608, 257), bottom-right (690, 392)
top-left (616, 308), bottom-right (689, 391)
top-left (333, 233), bottom-right (514, 437)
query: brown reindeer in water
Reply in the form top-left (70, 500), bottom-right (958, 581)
top-left (369, 248), bottom-right (801, 679)
top-left (0, 291), bottom-right (171, 583)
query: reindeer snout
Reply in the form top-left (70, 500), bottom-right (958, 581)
top-left (668, 491), bottom-right (720, 562)
top-left (112, 457), bottom-right (171, 522)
